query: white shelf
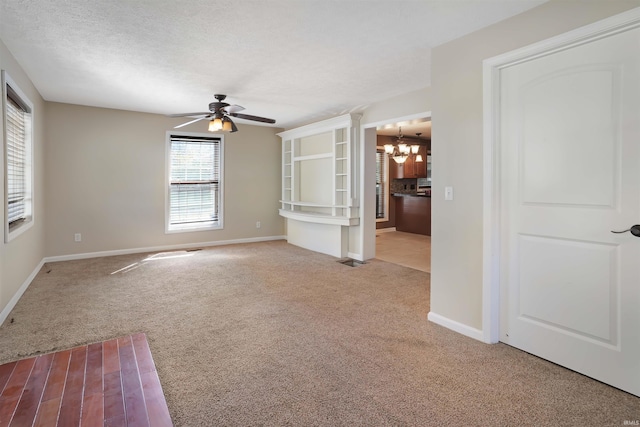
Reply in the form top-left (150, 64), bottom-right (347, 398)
top-left (293, 153), bottom-right (333, 161)
top-left (278, 209), bottom-right (359, 226)
top-left (280, 201), bottom-right (348, 208)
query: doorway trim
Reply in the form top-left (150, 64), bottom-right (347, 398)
top-left (482, 7), bottom-right (640, 344)
top-left (360, 111), bottom-right (431, 260)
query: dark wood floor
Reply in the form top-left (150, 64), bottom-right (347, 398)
top-left (0, 333), bottom-right (172, 427)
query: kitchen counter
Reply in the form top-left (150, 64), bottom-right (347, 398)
top-left (393, 193), bottom-right (431, 197)
top-left (393, 193), bottom-right (431, 235)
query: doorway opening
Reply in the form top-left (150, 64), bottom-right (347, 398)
top-left (362, 113), bottom-right (431, 272)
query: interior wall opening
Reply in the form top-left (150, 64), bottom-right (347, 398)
top-left (364, 115), bottom-right (431, 273)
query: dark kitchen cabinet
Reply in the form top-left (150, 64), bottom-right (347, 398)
top-left (397, 145), bottom-right (428, 179)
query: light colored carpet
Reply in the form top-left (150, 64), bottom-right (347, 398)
top-left (0, 241), bottom-right (637, 426)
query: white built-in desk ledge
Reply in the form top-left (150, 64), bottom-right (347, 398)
top-left (278, 208), bottom-right (359, 226)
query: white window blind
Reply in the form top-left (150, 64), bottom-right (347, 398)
top-left (3, 71), bottom-right (34, 242)
top-left (6, 94), bottom-right (27, 227)
top-left (376, 150), bottom-right (386, 219)
top-left (168, 134), bottom-right (221, 230)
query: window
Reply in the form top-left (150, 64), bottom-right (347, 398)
top-left (376, 149), bottom-right (388, 221)
top-left (166, 132), bottom-right (223, 232)
top-left (3, 71), bottom-right (34, 242)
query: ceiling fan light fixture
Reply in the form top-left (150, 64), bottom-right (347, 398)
top-left (209, 117), bottom-right (223, 132)
top-left (222, 117), bottom-right (233, 132)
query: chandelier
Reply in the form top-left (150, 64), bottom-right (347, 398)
top-left (383, 128), bottom-right (422, 164)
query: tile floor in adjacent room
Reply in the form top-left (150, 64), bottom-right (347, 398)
top-left (375, 230), bottom-right (430, 273)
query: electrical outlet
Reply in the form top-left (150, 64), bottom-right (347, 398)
top-left (74, 233), bottom-right (82, 242)
top-left (256, 221), bottom-right (261, 229)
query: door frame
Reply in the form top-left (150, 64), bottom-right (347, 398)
top-left (482, 7), bottom-right (640, 344)
top-left (360, 111), bottom-right (431, 260)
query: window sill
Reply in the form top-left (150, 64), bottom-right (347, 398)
top-left (166, 222), bottom-right (223, 234)
top-left (6, 217), bottom-right (33, 243)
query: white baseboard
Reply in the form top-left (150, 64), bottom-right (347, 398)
top-left (44, 235), bottom-right (286, 263)
top-left (427, 311), bottom-right (484, 342)
top-left (0, 258), bottom-right (46, 326)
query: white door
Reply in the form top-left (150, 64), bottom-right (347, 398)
top-left (499, 25), bottom-right (640, 396)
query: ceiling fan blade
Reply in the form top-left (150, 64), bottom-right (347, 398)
top-left (167, 112), bottom-right (211, 118)
top-left (230, 112), bottom-right (276, 124)
top-left (229, 118), bottom-right (238, 133)
top-left (174, 116), bottom-right (209, 129)
top-left (222, 104), bottom-right (245, 114)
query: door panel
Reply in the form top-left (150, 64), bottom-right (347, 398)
top-left (518, 235), bottom-right (618, 345)
top-left (520, 67), bottom-right (619, 207)
top-left (500, 26), bottom-right (640, 396)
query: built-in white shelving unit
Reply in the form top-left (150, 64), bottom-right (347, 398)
top-left (283, 139), bottom-right (293, 211)
top-left (278, 114), bottom-right (361, 258)
top-left (279, 114), bottom-right (360, 226)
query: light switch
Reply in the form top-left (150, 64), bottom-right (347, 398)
top-left (444, 186), bottom-right (454, 201)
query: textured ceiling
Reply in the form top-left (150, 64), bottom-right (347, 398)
top-left (0, 0), bottom-right (545, 129)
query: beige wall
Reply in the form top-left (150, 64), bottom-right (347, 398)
top-left (0, 39), bottom-right (46, 317)
top-left (430, 0), bottom-right (640, 331)
top-left (361, 87), bottom-right (431, 126)
top-left (44, 102), bottom-right (284, 257)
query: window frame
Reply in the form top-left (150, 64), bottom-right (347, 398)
top-left (375, 147), bottom-right (389, 222)
top-left (3, 70), bottom-right (34, 243)
top-left (165, 131), bottom-right (224, 234)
